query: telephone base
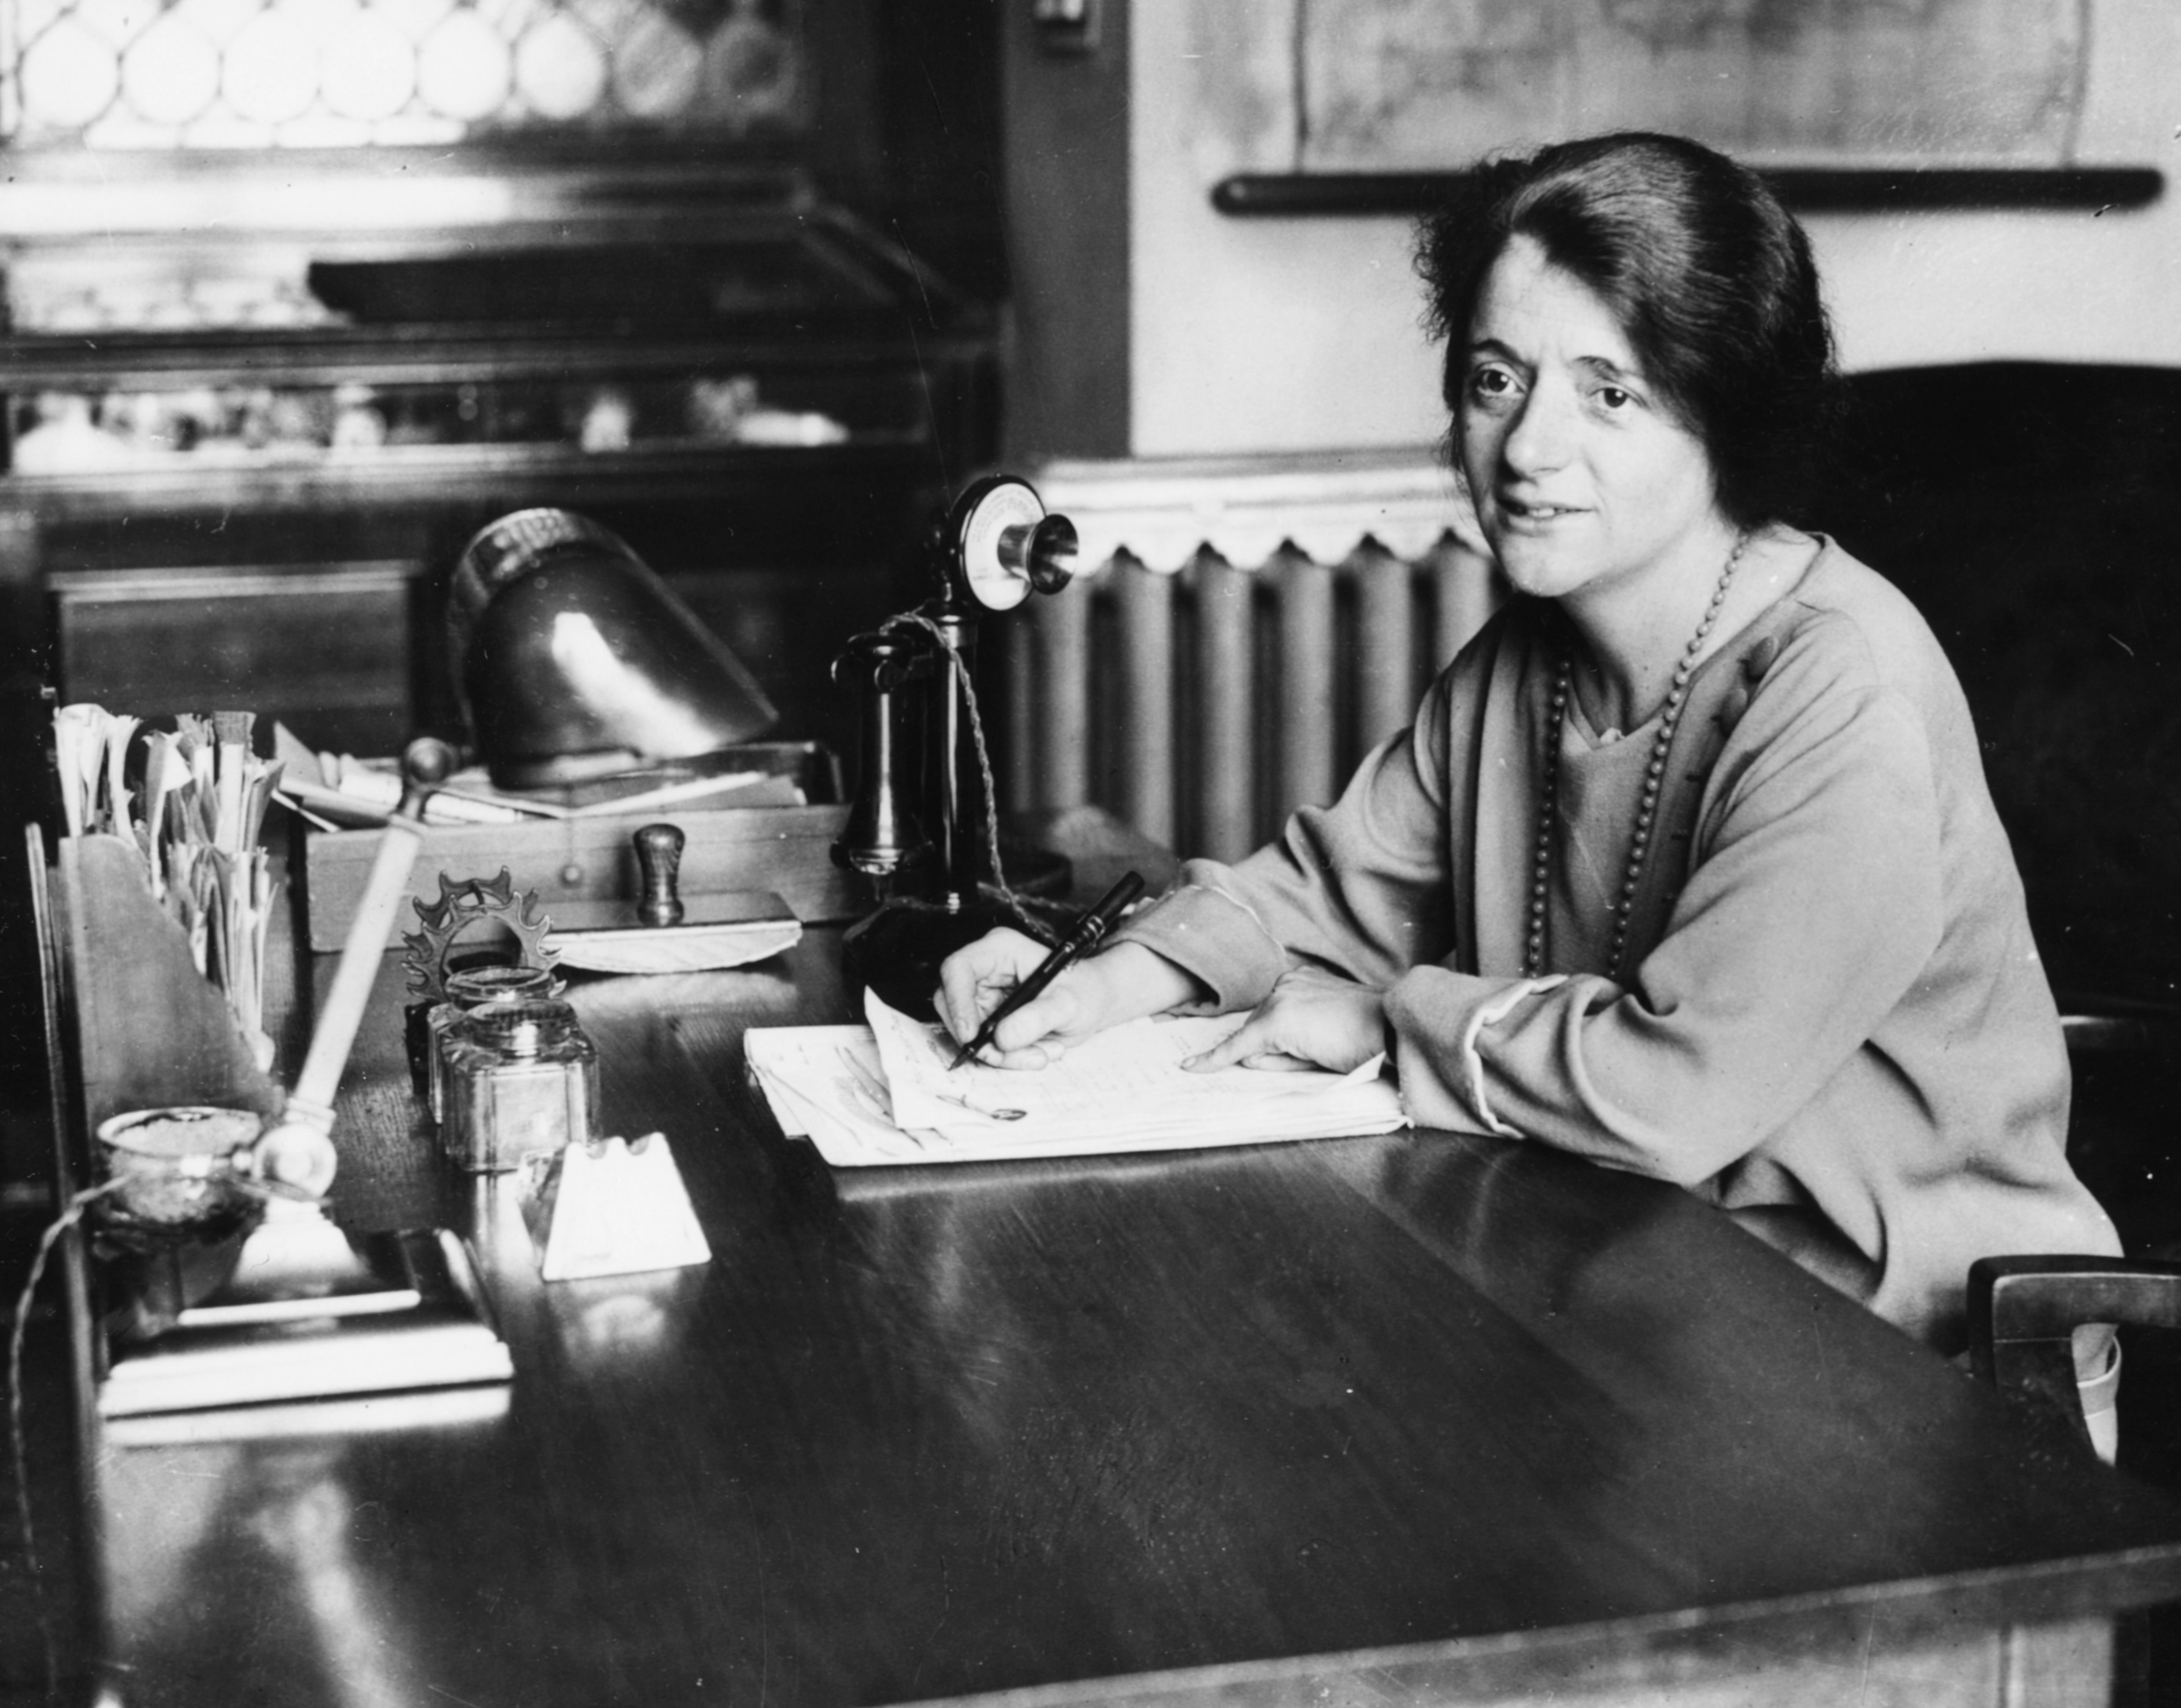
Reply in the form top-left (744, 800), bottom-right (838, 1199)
top-left (842, 895), bottom-right (1022, 1024)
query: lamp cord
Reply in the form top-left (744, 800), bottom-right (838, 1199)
top-left (9, 1177), bottom-right (127, 1703)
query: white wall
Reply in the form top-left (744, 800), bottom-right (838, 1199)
top-left (1128, 0), bottom-right (2181, 459)
top-left (1810, 0), bottom-right (2181, 370)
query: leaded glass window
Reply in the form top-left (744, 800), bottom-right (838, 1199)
top-left (1, 0), bottom-right (804, 147)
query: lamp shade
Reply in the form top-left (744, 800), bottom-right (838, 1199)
top-left (448, 509), bottom-right (777, 788)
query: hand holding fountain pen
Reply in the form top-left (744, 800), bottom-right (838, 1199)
top-left (949, 871), bottom-right (1147, 1069)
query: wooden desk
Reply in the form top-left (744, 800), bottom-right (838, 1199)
top-left (56, 827), bottom-right (2181, 1708)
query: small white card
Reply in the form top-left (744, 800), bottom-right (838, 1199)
top-left (538, 1134), bottom-right (712, 1282)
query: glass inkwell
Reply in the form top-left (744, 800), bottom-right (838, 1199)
top-left (442, 997), bottom-right (600, 1173)
top-left (90, 1105), bottom-right (275, 1343)
top-left (428, 963), bottom-right (561, 1121)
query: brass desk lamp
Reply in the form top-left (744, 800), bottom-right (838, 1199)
top-left (447, 508), bottom-right (778, 789)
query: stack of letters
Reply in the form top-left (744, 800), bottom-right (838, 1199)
top-left (747, 991), bottom-right (1407, 1167)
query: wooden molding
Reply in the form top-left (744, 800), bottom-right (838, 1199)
top-left (1027, 449), bottom-right (1476, 574)
top-left (1213, 166), bottom-right (2166, 219)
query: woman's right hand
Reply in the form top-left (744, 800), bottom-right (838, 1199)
top-left (936, 934), bottom-right (1201, 1070)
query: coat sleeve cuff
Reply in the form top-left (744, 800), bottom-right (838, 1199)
top-left (1383, 966), bottom-right (1567, 1135)
top-left (1106, 874), bottom-right (1291, 1014)
top-left (1456, 976), bottom-right (1568, 1135)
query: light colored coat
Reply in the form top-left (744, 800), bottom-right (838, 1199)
top-left (1114, 541), bottom-right (2118, 1349)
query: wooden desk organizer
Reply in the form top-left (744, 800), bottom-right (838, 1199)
top-left (55, 833), bottom-right (283, 1138)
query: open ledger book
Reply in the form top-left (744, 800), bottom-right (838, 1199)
top-left (746, 991), bottom-right (1408, 1167)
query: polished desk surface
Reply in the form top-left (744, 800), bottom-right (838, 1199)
top-left (74, 837), bottom-right (2181, 1708)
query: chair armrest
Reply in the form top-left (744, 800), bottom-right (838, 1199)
top-left (1967, 1255), bottom-right (2181, 1448)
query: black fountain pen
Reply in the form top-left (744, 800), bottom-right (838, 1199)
top-left (950, 871), bottom-right (1147, 1069)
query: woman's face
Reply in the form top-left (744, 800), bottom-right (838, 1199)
top-left (1456, 235), bottom-right (1728, 611)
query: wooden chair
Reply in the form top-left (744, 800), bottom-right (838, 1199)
top-left (1968, 1256), bottom-right (2181, 1453)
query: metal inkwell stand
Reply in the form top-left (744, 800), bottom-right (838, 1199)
top-left (831, 476), bottom-right (1081, 1019)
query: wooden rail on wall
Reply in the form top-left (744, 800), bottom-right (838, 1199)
top-left (999, 453), bottom-right (1502, 863)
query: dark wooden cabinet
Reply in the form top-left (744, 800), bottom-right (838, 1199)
top-left (0, 182), bottom-right (997, 760)
top-left (46, 561), bottom-right (420, 754)
top-left (0, 172), bottom-right (1001, 1183)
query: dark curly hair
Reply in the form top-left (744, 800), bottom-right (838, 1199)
top-left (1416, 132), bottom-right (1844, 530)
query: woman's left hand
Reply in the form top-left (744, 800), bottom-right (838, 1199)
top-left (1183, 967), bottom-right (1386, 1075)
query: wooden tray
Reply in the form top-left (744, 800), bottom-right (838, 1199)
top-left (294, 738), bottom-right (862, 951)
top-left (297, 803), bottom-right (860, 952)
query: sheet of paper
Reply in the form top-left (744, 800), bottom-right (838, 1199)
top-left (863, 991), bottom-right (1402, 1152)
top-left (745, 1004), bottom-right (1406, 1170)
top-left (867, 990), bottom-right (1387, 1134)
top-left (746, 1026), bottom-right (933, 1163)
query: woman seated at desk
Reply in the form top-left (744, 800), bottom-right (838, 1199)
top-left (939, 131), bottom-right (2119, 1368)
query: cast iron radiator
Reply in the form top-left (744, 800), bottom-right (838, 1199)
top-left (998, 453), bottom-right (1501, 862)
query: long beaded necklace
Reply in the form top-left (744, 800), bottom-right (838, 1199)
top-left (1523, 532), bottom-right (1749, 981)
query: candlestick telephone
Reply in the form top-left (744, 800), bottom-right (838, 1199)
top-left (831, 475), bottom-right (1080, 1017)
